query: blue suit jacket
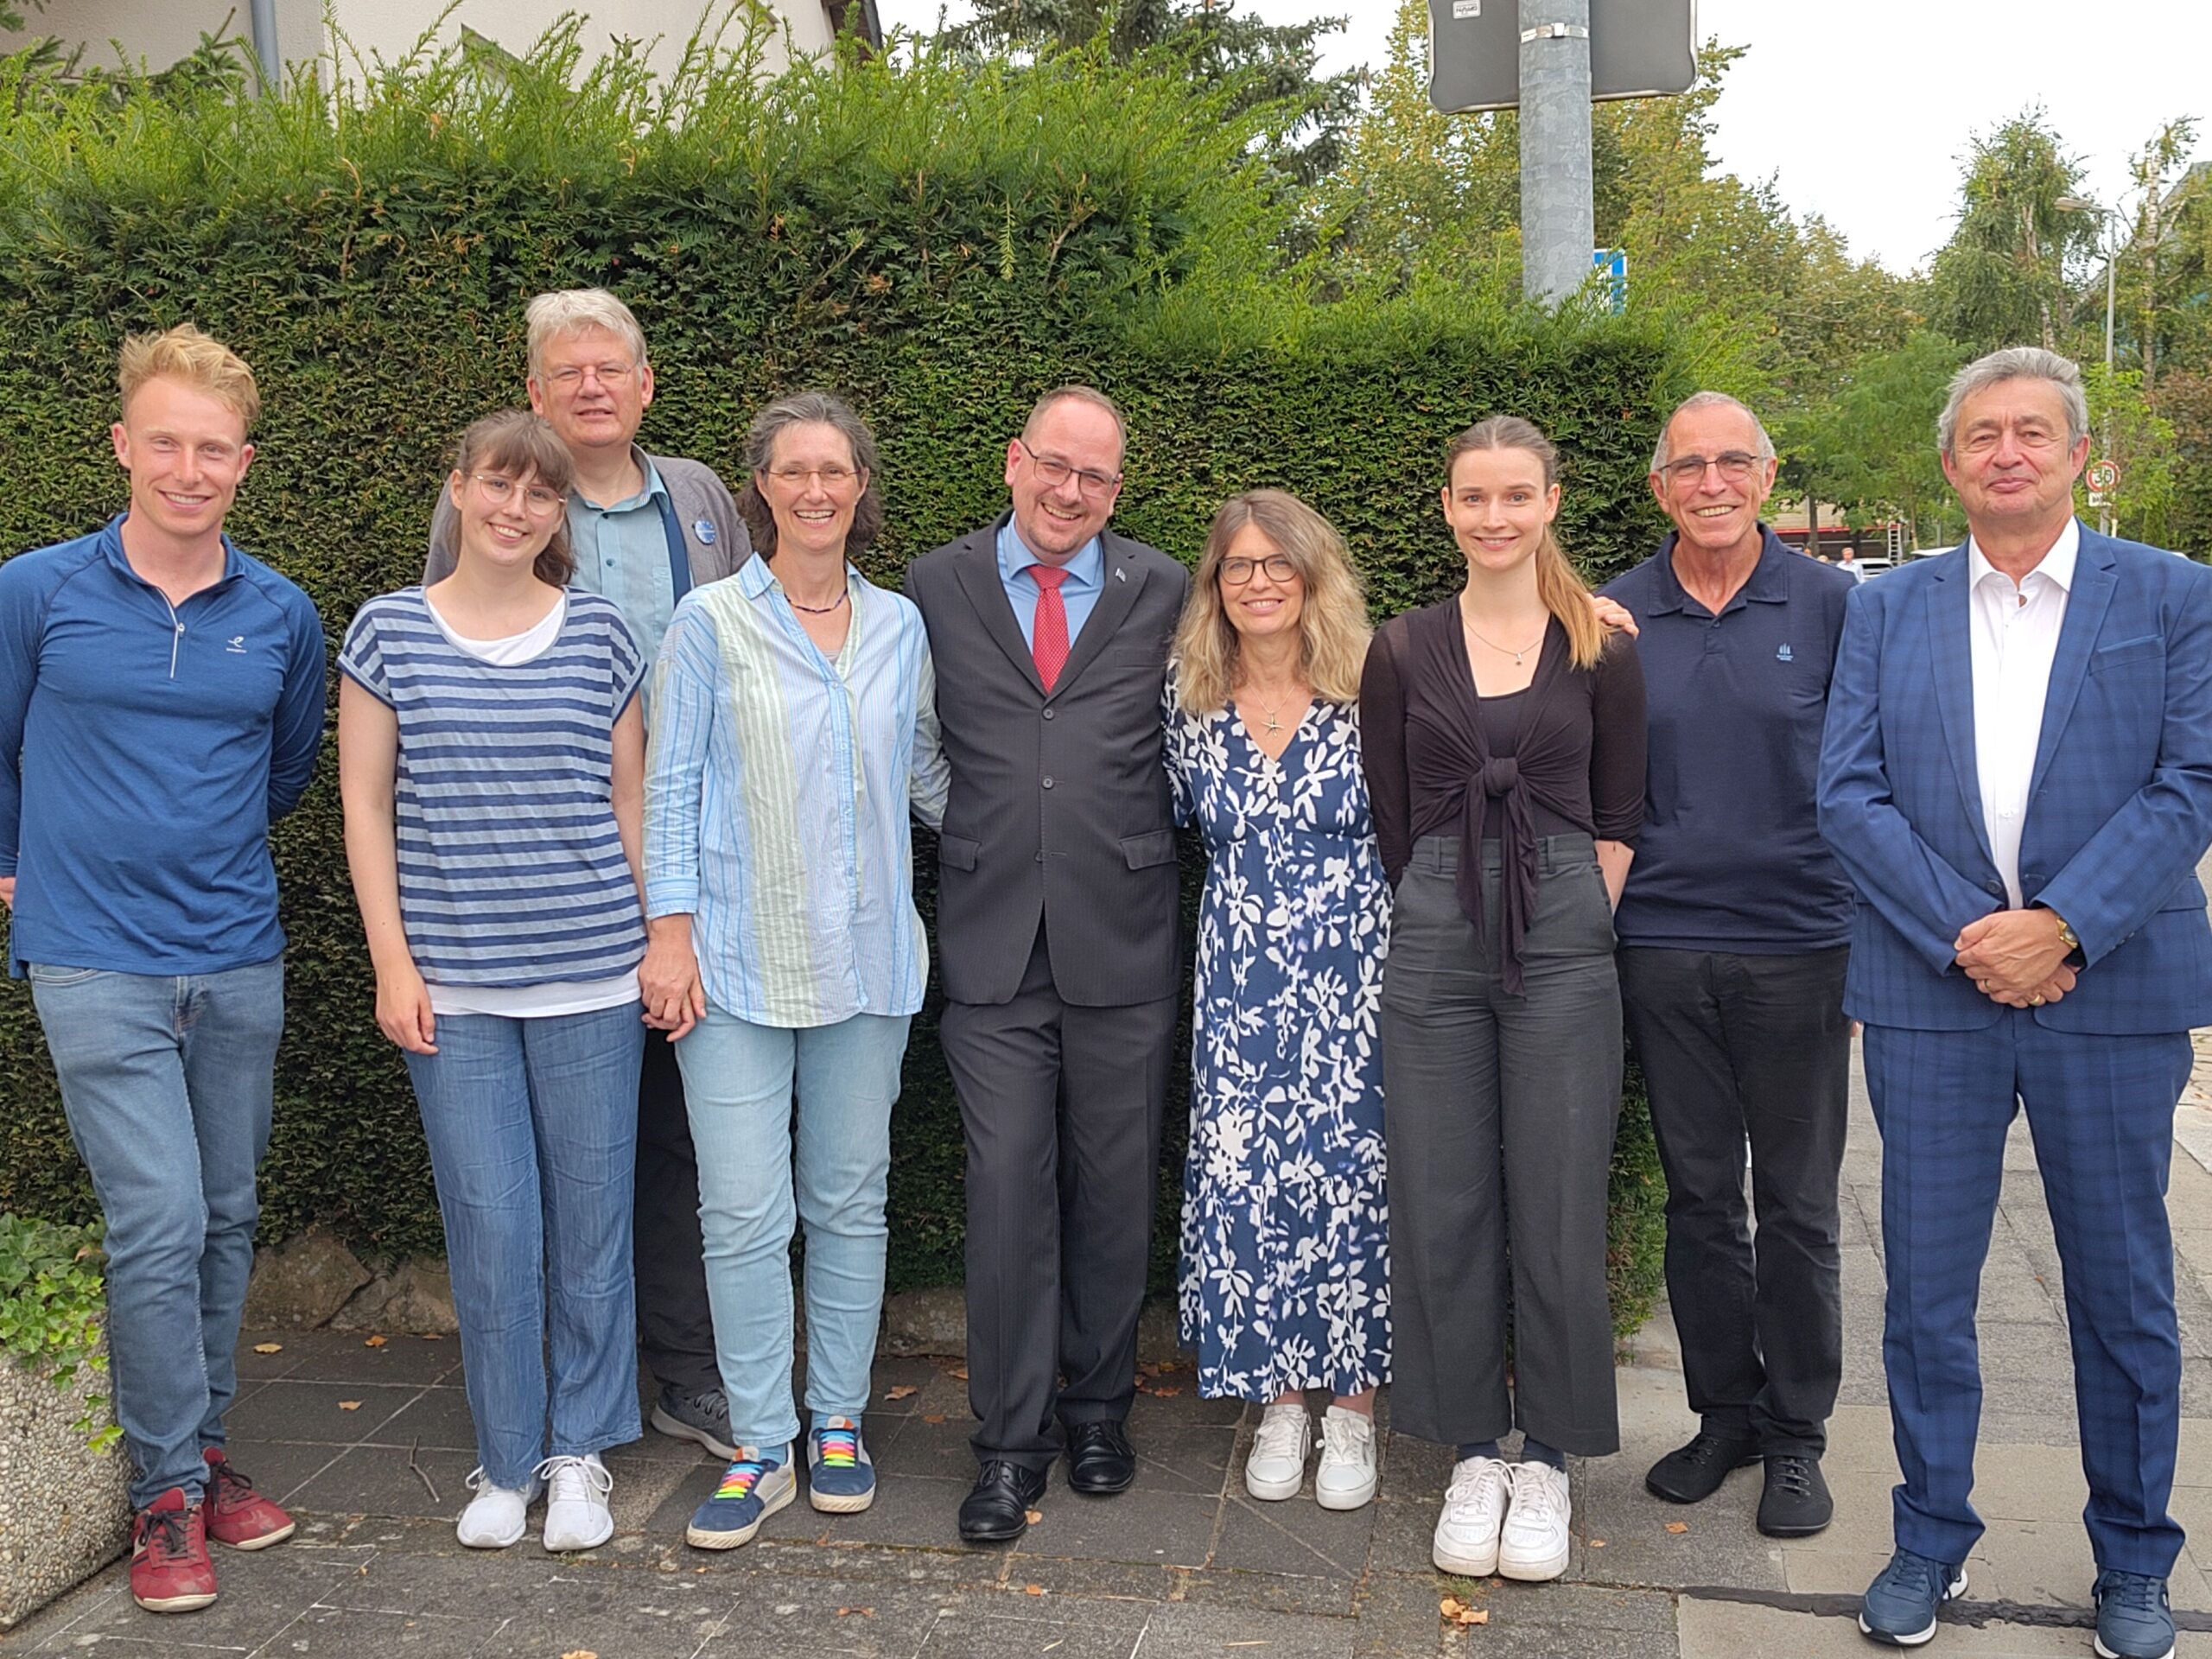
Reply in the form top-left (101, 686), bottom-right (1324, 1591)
top-left (1816, 525), bottom-right (2212, 1033)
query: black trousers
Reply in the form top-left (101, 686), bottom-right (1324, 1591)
top-left (939, 924), bottom-right (1176, 1472)
top-left (632, 1032), bottom-right (721, 1395)
top-left (1617, 946), bottom-right (1849, 1458)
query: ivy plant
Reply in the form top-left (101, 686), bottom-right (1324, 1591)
top-left (0, 1213), bottom-right (118, 1452)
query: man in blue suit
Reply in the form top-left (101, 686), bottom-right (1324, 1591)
top-left (1819, 346), bottom-right (2212, 1656)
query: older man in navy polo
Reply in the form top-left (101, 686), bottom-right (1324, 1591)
top-left (1600, 392), bottom-right (1857, 1540)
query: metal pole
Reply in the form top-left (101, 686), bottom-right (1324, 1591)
top-left (2102, 216), bottom-right (2117, 536)
top-left (249, 0), bottom-right (281, 92)
top-left (1518, 0), bottom-right (1593, 305)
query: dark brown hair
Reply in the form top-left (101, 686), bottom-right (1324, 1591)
top-left (451, 410), bottom-right (576, 586)
top-left (734, 391), bottom-right (884, 559)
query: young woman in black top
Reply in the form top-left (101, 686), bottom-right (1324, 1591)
top-left (1361, 416), bottom-right (1645, 1583)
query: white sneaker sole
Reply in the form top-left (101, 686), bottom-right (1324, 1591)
top-left (1432, 1535), bottom-right (1500, 1577)
top-left (809, 1482), bottom-right (877, 1514)
top-left (2094, 1641), bottom-right (2174, 1659)
top-left (1245, 1463), bottom-right (1306, 1502)
top-left (685, 1477), bottom-right (795, 1549)
top-left (1315, 1472), bottom-right (1377, 1511)
top-left (1859, 1568), bottom-right (1967, 1647)
top-left (651, 1402), bottom-right (738, 1462)
top-left (543, 1510), bottom-right (614, 1553)
top-left (1497, 1540), bottom-right (1570, 1581)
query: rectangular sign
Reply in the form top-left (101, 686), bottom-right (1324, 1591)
top-left (1428, 0), bottom-right (1698, 114)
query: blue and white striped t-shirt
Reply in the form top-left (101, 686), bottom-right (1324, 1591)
top-left (339, 587), bottom-right (648, 988)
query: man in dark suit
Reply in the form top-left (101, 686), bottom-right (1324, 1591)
top-left (1818, 346), bottom-right (2212, 1658)
top-left (905, 386), bottom-right (1190, 1545)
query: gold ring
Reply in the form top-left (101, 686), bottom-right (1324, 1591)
top-left (2030, 994), bottom-right (2045, 1006)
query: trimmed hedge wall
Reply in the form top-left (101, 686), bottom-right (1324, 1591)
top-left (0, 31), bottom-right (1684, 1326)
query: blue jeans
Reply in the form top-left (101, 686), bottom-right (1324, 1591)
top-left (405, 1005), bottom-right (645, 1489)
top-left (676, 1009), bottom-right (911, 1450)
top-left (30, 957), bottom-right (284, 1510)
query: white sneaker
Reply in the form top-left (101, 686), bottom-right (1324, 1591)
top-left (1497, 1460), bottom-right (1571, 1581)
top-left (456, 1468), bottom-right (541, 1549)
top-left (1244, 1402), bottom-right (1312, 1501)
top-left (537, 1453), bottom-right (614, 1553)
top-left (1314, 1406), bottom-right (1377, 1511)
top-left (1432, 1455), bottom-right (1510, 1575)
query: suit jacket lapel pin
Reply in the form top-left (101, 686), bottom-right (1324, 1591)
top-left (694, 518), bottom-right (716, 544)
top-left (1116, 566), bottom-right (1126, 582)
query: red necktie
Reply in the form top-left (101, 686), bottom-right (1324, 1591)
top-left (1030, 564), bottom-right (1070, 691)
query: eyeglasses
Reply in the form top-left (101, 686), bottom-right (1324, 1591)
top-left (1020, 446), bottom-right (1122, 499)
top-left (471, 473), bottom-right (567, 515)
top-left (766, 465), bottom-right (861, 489)
top-left (1218, 554), bottom-right (1298, 586)
top-left (543, 361), bottom-right (638, 391)
top-left (1660, 451), bottom-right (1764, 486)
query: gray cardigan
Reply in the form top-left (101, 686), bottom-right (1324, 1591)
top-left (425, 448), bottom-right (753, 590)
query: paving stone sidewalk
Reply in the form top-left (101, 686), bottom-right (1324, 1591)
top-left (16, 1066), bottom-right (2212, 1657)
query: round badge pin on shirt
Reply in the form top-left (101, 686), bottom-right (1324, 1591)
top-left (694, 518), bottom-right (716, 545)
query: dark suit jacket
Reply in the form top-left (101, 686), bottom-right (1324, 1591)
top-left (906, 516), bottom-right (1190, 1007)
top-left (1816, 525), bottom-right (2212, 1033)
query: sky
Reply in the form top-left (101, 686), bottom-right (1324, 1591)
top-left (872, 1), bottom-right (2212, 276)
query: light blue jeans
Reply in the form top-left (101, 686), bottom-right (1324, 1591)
top-left (404, 1005), bottom-right (645, 1489)
top-left (676, 1008), bottom-right (911, 1450)
top-left (30, 957), bottom-right (284, 1510)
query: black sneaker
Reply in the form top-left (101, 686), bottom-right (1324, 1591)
top-left (1644, 1431), bottom-right (1759, 1503)
top-left (1757, 1453), bottom-right (1833, 1537)
top-left (651, 1384), bottom-right (738, 1461)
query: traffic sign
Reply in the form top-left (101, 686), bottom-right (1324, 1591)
top-left (2088, 459), bottom-right (2120, 493)
top-left (1428, 0), bottom-right (1698, 115)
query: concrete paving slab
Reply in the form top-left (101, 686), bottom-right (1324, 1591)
top-left (1676, 1596), bottom-right (2173, 1657)
top-left (1211, 1491), bottom-right (1375, 1580)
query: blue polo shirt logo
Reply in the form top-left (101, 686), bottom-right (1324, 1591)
top-left (1776, 643), bottom-right (1794, 662)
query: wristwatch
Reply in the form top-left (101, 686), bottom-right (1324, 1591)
top-left (2052, 912), bottom-right (2082, 961)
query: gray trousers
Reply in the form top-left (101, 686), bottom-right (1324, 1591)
top-left (1380, 834), bottom-right (1624, 1455)
top-left (941, 924), bottom-right (1177, 1471)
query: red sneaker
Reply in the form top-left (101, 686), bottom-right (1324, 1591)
top-left (130, 1487), bottom-right (217, 1613)
top-left (202, 1447), bottom-right (296, 1550)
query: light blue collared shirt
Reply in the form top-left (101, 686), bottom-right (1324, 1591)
top-left (996, 518), bottom-right (1104, 649)
top-left (571, 458), bottom-right (677, 719)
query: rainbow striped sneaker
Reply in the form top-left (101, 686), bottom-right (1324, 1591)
top-left (683, 1447), bottom-right (795, 1549)
top-left (807, 1417), bottom-right (876, 1513)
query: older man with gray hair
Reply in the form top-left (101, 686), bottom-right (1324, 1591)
top-left (1820, 346), bottom-right (2212, 1656)
top-left (1599, 392), bottom-right (1857, 1541)
top-left (428, 288), bottom-right (753, 1464)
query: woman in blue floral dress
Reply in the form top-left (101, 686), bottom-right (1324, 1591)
top-left (1166, 489), bottom-right (1390, 1512)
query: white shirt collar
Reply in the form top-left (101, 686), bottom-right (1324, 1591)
top-left (1967, 517), bottom-right (2081, 594)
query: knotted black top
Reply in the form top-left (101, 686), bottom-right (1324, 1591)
top-left (1361, 599), bottom-right (1646, 992)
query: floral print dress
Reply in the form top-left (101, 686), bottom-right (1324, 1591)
top-left (1166, 690), bottom-right (1391, 1401)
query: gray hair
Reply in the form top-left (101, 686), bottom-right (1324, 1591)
top-left (1023, 384), bottom-right (1128, 457)
top-left (1937, 346), bottom-right (2089, 456)
top-left (734, 390), bottom-right (885, 558)
top-left (1650, 391), bottom-right (1777, 473)
top-left (524, 288), bottom-right (650, 380)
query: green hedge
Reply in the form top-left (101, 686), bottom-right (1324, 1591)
top-left (0, 25), bottom-right (1680, 1328)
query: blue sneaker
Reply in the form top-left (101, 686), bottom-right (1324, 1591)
top-left (683, 1447), bottom-right (795, 1550)
top-left (2093, 1570), bottom-right (2175, 1659)
top-left (1858, 1548), bottom-right (1966, 1646)
top-left (807, 1416), bottom-right (876, 1514)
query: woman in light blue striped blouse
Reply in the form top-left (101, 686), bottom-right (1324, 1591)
top-left (337, 410), bottom-right (648, 1557)
top-left (641, 391), bottom-right (947, 1549)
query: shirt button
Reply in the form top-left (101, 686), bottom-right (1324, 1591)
top-left (1042, 709), bottom-right (1056, 721)
top-left (1042, 777), bottom-right (1055, 790)
top-left (1999, 807), bottom-right (2018, 820)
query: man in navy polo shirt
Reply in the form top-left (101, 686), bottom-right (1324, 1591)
top-left (1601, 392), bottom-right (1856, 1540)
top-left (0, 325), bottom-right (326, 1613)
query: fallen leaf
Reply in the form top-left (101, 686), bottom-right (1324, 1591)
top-left (1664, 1521), bottom-right (1689, 1535)
top-left (1440, 1598), bottom-right (1465, 1618)
top-left (338, 1400), bottom-right (362, 1411)
top-left (1151, 1385), bottom-right (1182, 1397)
top-left (923, 1414), bottom-right (947, 1425)
top-left (834, 1607), bottom-right (874, 1618)
top-left (1459, 1609), bottom-right (1490, 1625)
top-left (1589, 1538), bottom-right (1607, 1548)
top-left (1024, 1510), bottom-right (1044, 1525)
top-left (884, 1384), bottom-right (918, 1401)
top-left (561, 1650), bottom-right (598, 1658)
top-left (364, 1334), bottom-right (388, 1348)
top-left (251, 1342), bottom-right (283, 1354)
top-left (1438, 1598), bottom-right (1489, 1627)
top-left (1024, 1583), bottom-right (1046, 1595)
top-left (948, 1366), bottom-right (969, 1381)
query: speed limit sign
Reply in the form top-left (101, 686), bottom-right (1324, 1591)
top-left (2088, 459), bottom-right (2121, 493)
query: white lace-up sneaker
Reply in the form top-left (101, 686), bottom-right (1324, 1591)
top-left (1432, 1455), bottom-right (1510, 1575)
top-left (1497, 1460), bottom-right (1572, 1581)
top-left (456, 1467), bottom-right (542, 1549)
top-left (1244, 1402), bottom-right (1312, 1501)
top-left (537, 1453), bottom-right (614, 1553)
top-left (1314, 1406), bottom-right (1377, 1511)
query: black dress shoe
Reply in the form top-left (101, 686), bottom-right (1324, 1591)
top-left (1065, 1421), bottom-right (1136, 1495)
top-left (1644, 1431), bottom-right (1761, 1503)
top-left (958, 1460), bottom-right (1048, 1544)
top-left (1757, 1453), bottom-right (1833, 1538)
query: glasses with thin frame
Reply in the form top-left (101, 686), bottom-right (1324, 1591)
top-left (471, 473), bottom-right (567, 516)
top-left (1218, 554), bottom-right (1299, 586)
top-left (766, 465), bottom-right (861, 489)
top-left (1020, 445), bottom-right (1122, 499)
top-left (1660, 450), bottom-right (1763, 486)
top-left (543, 361), bottom-right (638, 391)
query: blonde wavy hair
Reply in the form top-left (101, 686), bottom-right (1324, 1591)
top-left (1173, 490), bottom-right (1370, 714)
top-left (1446, 416), bottom-right (1603, 671)
top-left (118, 323), bottom-right (260, 431)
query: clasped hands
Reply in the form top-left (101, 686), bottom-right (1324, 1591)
top-left (639, 915), bottom-right (707, 1040)
top-left (1954, 908), bottom-right (2075, 1008)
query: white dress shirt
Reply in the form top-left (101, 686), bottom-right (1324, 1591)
top-left (1967, 518), bottom-right (2079, 908)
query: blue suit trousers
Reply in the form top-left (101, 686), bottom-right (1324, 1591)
top-left (1865, 1015), bottom-right (2190, 1576)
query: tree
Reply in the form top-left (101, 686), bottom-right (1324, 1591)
top-left (2082, 364), bottom-right (2179, 546)
top-left (1796, 332), bottom-right (1968, 550)
top-left (2119, 118), bottom-right (2200, 403)
top-left (1926, 112), bottom-right (2096, 355)
top-left (940, 0), bottom-right (1362, 184)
